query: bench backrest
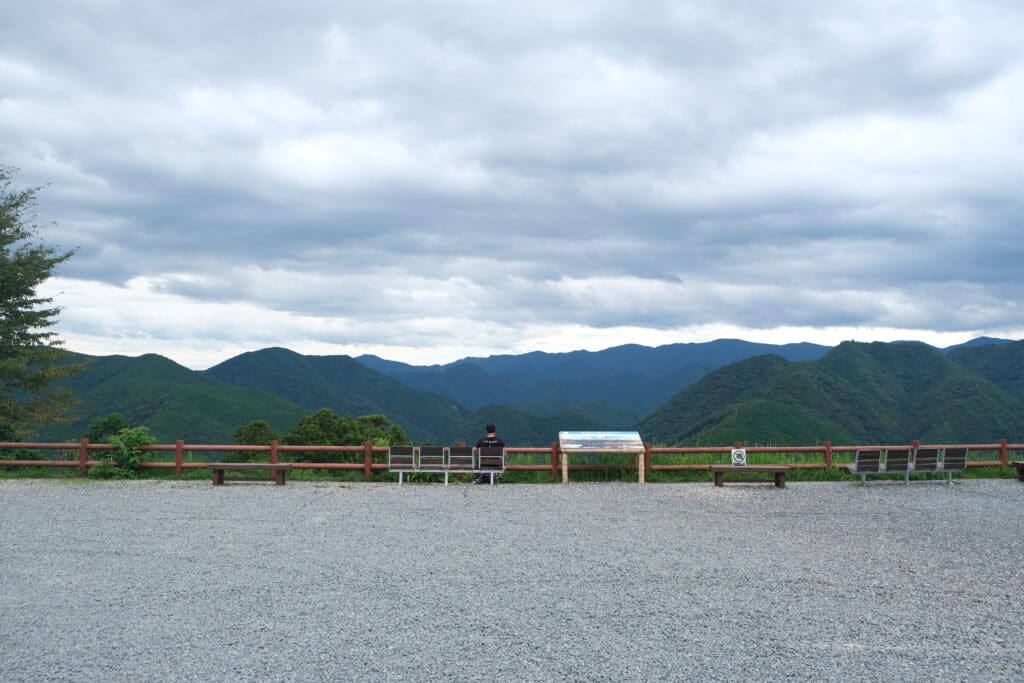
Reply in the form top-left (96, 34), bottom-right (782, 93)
top-left (884, 449), bottom-right (910, 472)
top-left (478, 447), bottom-right (505, 470)
top-left (854, 449), bottom-right (881, 472)
top-left (913, 448), bottom-right (938, 471)
top-left (448, 446), bottom-right (475, 470)
top-left (419, 446), bottom-right (446, 469)
top-left (942, 447), bottom-right (967, 471)
top-left (389, 446), bottom-right (416, 471)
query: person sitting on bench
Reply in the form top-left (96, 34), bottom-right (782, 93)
top-left (474, 423), bottom-right (505, 484)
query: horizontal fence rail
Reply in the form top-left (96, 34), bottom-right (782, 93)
top-left (1, 438), bottom-right (1020, 480)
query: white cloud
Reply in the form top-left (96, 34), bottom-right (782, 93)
top-left (6, 2), bottom-right (1024, 367)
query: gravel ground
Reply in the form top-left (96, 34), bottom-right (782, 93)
top-left (1, 477), bottom-right (1023, 682)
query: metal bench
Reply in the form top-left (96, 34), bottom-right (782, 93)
top-left (850, 447), bottom-right (965, 485)
top-left (388, 446), bottom-right (505, 485)
top-left (210, 463), bottom-right (291, 486)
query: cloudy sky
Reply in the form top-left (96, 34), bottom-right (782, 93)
top-left (3, 2), bottom-right (1023, 369)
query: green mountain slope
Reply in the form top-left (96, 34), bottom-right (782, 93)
top-left (203, 347), bottom-right (467, 443)
top-left (40, 353), bottom-right (309, 443)
top-left (439, 404), bottom-right (609, 447)
top-left (638, 342), bottom-right (1024, 446)
top-left (948, 339), bottom-right (1024, 400)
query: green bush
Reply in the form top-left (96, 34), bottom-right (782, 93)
top-left (225, 419), bottom-right (278, 463)
top-left (88, 426), bottom-right (155, 479)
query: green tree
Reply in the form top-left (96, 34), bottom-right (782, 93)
top-left (83, 411), bottom-right (129, 443)
top-left (283, 408), bottom-right (407, 462)
top-left (0, 165), bottom-right (79, 439)
top-left (226, 419), bottom-right (279, 463)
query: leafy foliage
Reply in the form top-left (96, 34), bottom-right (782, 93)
top-left (89, 426), bottom-right (155, 478)
top-left (0, 166), bottom-right (80, 438)
top-left (282, 408), bottom-right (407, 462)
top-left (83, 411), bottom-right (129, 443)
top-left (226, 419), bottom-right (279, 463)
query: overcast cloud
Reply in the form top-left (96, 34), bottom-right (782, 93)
top-left (3, 1), bottom-right (1023, 368)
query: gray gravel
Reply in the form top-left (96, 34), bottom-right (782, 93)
top-left (2, 478), bottom-right (1023, 682)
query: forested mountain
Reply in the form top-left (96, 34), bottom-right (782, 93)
top-left (948, 339), bottom-right (1024, 399)
top-left (942, 336), bottom-right (1014, 354)
top-left (40, 353), bottom-right (309, 443)
top-left (358, 339), bottom-right (830, 418)
top-left (204, 347), bottom-right (472, 443)
top-left (638, 341), bottom-right (1024, 446)
top-left (34, 337), bottom-right (1022, 447)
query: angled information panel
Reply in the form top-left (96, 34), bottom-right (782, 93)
top-left (558, 431), bottom-right (645, 453)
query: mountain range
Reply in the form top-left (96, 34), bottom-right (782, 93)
top-left (640, 340), bottom-right (1024, 445)
top-left (36, 337), bottom-right (1022, 447)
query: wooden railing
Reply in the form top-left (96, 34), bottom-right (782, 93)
top-left (1, 438), bottom-right (1019, 480)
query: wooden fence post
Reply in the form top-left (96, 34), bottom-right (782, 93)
top-left (363, 440), bottom-right (373, 478)
top-left (175, 440), bottom-right (184, 477)
top-left (643, 442), bottom-right (652, 483)
top-left (550, 442), bottom-right (559, 481)
top-left (999, 438), bottom-right (1009, 466)
top-left (270, 439), bottom-right (279, 465)
top-left (823, 441), bottom-right (832, 469)
top-left (79, 437), bottom-right (89, 477)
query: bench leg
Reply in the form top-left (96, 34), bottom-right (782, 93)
top-left (713, 471), bottom-right (723, 487)
top-left (275, 470), bottom-right (286, 485)
top-left (775, 472), bottom-right (785, 488)
top-left (212, 469), bottom-right (224, 486)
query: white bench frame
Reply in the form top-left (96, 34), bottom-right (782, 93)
top-left (388, 446), bottom-right (506, 485)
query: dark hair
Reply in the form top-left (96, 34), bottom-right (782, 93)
top-left (485, 424), bottom-right (496, 433)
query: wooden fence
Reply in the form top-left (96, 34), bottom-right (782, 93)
top-left (1, 438), bottom-right (1019, 480)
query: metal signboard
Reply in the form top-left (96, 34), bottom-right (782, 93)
top-left (558, 431), bottom-right (645, 453)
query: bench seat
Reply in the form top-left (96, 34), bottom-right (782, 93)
top-left (709, 465), bottom-right (788, 488)
top-left (210, 463), bottom-right (291, 486)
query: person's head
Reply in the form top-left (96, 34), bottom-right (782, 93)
top-left (485, 423), bottom-right (497, 435)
